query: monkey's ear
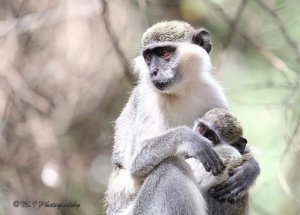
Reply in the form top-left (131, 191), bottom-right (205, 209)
top-left (232, 137), bottom-right (248, 154)
top-left (192, 28), bottom-right (212, 53)
top-left (240, 137), bottom-right (248, 145)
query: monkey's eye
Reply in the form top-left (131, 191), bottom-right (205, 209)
top-left (204, 130), bottom-right (218, 144)
top-left (197, 123), bottom-right (207, 135)
top-left (161, 49), bottom-right (172, 59)
top-left (143, 51), bottom-right (152, 63)
top-left (207, 135), bottom-right (214, 141)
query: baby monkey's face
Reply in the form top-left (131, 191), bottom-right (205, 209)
top-left (194, 107), bottom-right (249, 154)
top-left (195, 121), bottom-right (220, 145)
top-left (195, 120), bottom-right (247, 154)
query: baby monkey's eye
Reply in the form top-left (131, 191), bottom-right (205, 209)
top-left (207, 135), bottom-right (215, 142)
top-left (204, 130), bottom-right (218, 144)
top-left (197, 123), bottom-right (207, 134)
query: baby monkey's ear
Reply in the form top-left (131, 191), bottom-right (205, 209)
top-left (192, 28), bottom-right (212, 53)
top-left (231, 137), bottom-right (248, 154)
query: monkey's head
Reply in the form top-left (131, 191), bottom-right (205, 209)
top-left (194, 108), bottom-right (247, 153)
top-left (137, 21), bottom-right (212, 94)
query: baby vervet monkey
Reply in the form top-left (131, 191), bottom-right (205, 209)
top-left (187, 108), bottom-right (254, 215)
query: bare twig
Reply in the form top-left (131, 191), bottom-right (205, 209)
top-left (244, 82), bottom-right (291, 90)
top-left (225, 0), bottom-right (249, 47)
top-left (281, 115), bottom-right (300, 158)
top-left (0, 1), bottom-right (100, 37)
top-left (214, 0), bottom-right (249, 74)
top-left (278, 115), bottom-right (300, 205)
top-left (0, 94), bottom-right (12, 135)
top-left (100, 0), bottom-right (136, 84)
top-left (203, 0), bottom-right (294, 83)
top-left (254, 0), bottom-right (300, 67)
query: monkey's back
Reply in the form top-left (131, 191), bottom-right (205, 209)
top-left (133, 157), bottom-right (207, 215)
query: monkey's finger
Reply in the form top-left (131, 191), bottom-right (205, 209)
top-left (198, 152), bottom-right (211, 172)
top-left (201, 155), bottom-right (218, 175)
top-left (217, 184), bottom-right (247, 201)
top-left (207, 148), bottom-right (224, 167)
top-left (226, 183), bottom-right (248, 201)
top-left (212, 179), bottom-right (244, 200)
top-left (201, 156), bottom-right (211, 172)
top-left (206, 150), bottom-right (224, 176)
top-left (208, 159), bottom-right (219, 176)
top-left (203, 161), bottom-right (211, 172)
top-left (208, 181), bottom-right (234, 198)
top-left (209, 150), bottom-right (225, 174)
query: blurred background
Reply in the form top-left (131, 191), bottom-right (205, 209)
top-left (0, 0), bottom-right (299, 214)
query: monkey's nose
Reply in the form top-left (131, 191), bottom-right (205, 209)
top-left (150, 69), bottom-right (159, 77)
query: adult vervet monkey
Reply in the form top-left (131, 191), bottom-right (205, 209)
top-left (105, 21), bottom-right (260, 215)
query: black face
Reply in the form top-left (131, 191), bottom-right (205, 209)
top-left (143, 45), bottom-right (177, 91)
top-left (231, 137), bottom-right (248, 154)
top-left (197, 122), bottom-right (220, 144)
top-left (142, 28), bottom-right (211, 91)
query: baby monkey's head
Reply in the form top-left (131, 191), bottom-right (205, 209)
top-left (194, 108), bottom-right (247, 153)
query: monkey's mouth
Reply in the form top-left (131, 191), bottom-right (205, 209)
top-left (152, 79), bottom-right (174, 91)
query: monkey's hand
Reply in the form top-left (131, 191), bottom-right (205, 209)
top-left (130, 126), bottom-right (224, 178)
top-left (208, 158), bottom-right (260, 202)
top-left (188, 140), bottom-right (225, 176)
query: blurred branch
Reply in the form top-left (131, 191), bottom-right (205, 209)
top-left (244, 82), bottom-right (291, 90)
top-left (254, 0), bottom-right (300, 67)
top-left (230, 97), bottom-right (284, 108)
top-left (282, 115), bottom-right (300, 158)
top-left (203, 0), bottom-right (294, 84)
top-left (215, 0), bottom-right (249, 74)
top-left (225, 0), bottom-right (249, 48)
top-left (101, 0), bottom-right (136, 84)
top-left (0, 1), bottom-right (100, 37)
top-left (278, 117), bottom-right (300, 205)
top-left (8, 0), bottom-right (29, 18)
top-left (0, 94), bottom-right (11, 135)
top-left (0, 70), bottom-right (51, 114)
top-left (278, 115), bottom-right (300, 205)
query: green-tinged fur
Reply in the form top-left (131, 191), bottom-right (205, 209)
top-left (142, 21), bottom-right (195, 47)
top-left (202, 108), bottom-right (243, 143)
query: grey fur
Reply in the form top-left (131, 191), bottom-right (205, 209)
top-left (130, 126), bottom-right (225, 178)
top-left (142, 21), bottom-right (194, 47)
top-left (105, 21), bottom-right (260, 215)
top-left (206, 194), bottom-right (249, 215)
top-left (133, 157), bottom-right (206, 215)
top-left (189, 108), bottom-right (259, 215)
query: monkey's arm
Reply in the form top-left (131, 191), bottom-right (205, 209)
top-left (129, 126), bottom-right (225, 178)
top-left (208, 158), bottom-right (260, 201)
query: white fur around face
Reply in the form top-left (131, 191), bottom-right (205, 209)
top-left (106, 42), bottom-right (229, 214)
top-left (132, 43), bottom-right (228, 128)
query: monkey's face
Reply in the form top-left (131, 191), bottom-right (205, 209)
top-left (142, 43), bottom-right (178, 91)
top-left (140, 27), bottom-right (213, 94)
